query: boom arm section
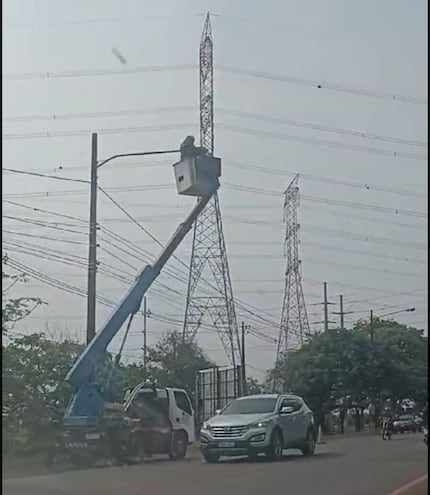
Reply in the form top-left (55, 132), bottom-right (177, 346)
top-left (65, 184), bottom-right (218, 419)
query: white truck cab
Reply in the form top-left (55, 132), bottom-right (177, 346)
top-left (123, 383), bottom-right (195, 459)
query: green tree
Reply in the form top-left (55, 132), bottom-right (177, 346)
top-left (2, 271), bottom-right (46, 335)
top-left (269, 320), bottom-right (428, 433)
top-left (352, 318), bottom-right (428, 403)
top-left (269, 328), bottom-right (352, 428)
top-left (246, 377), bottom-right (263, 395)
top-left (146, 330), bottom-right (214, 401)
top-left (2, 333), bottom-right (84, 453)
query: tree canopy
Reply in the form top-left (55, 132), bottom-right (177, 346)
top-left (145, 330), bottom-right (214, 400)
top-left (268, 319), bottom-right (428, 429)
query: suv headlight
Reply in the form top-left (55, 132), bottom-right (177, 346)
top-left (201, 422), bottom-right (210, 430)
top-left (252, 420), bottom-right (270, 428)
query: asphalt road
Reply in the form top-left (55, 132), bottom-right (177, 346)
top-left (3, 434), bottom-right (427, 495)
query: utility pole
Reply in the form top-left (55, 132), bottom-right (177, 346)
top-left (332, 295), bottom-right (354, 330)
top-left (323, 282), bottom-right (329, 332)
top-left (370, 309), bottom-right (374, 343)
top-left (339, 294), bottom-right (344, 330)
top-left (310, 282), bottom-right (335, 332)
top-left (241, 321), bottom-right (247, 395)
top-left (143, 296), bottom-right (148, 374)
top-left (86, 132), bottom-right (98, 345)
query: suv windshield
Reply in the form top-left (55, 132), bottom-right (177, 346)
top-left (221, 397), bottom-right (277, 415)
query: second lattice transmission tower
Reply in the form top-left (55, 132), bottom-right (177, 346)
top-left (182, 14), bottom-right (241, 366)
top-left (276, 174), bottom-right (310, 360)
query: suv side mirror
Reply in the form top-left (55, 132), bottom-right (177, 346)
top-left (280, 406), bottom-right (294, 414)
top-left (215, 409), bottom-right (221, 415)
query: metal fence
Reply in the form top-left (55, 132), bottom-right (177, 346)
top-left (195, 366), bottom-right (243, 427)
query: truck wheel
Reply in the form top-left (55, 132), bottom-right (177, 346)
top-left (301, 428), bottom-right (316, 456)
top-left (203, 451), bottom-right (220, 463)
top-left (266, 430), bottom-right (283, 461)
top-left (169, 431), bottom-right (187, 460)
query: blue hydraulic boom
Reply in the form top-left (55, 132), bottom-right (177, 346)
top-left (64, 138), bottom-right (221, 423)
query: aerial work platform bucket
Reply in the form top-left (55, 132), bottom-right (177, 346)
top-left (173, 155), bottom-right (221, 197)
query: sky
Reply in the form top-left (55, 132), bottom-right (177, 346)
top-left (2, 0), bottom-right (428, 381)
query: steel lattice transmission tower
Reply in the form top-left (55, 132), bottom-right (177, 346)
top-left (182, 13), bottom-right (241, 366)
top-left (275, 174), bottom-right (310, 361)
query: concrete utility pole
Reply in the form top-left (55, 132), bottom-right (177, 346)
top-left (311, 282), bottom-right (335, 331)
top-left (84, 132), bottom-right (179, 345)
top-left (143, 296), bottom-right (148, 374)
top-left (241, 321), bottom-right (248, 395)
top-left (323, 282), bottom-right (329, 332)
top-left (332, 295), bottom-right (354, 330)
top-left (86, 133), bottom-right (98, 345)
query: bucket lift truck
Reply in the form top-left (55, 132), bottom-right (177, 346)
top-left (62, 138), bottom-right (221, 466)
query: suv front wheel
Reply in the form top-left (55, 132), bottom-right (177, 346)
top-left (203, 451), bottom-right (220, 463)
top-left (266, 430), bottom-right (283, 461)
top-left (300, 428), bottom-right (316, 456)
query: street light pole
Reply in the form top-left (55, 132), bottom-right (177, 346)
top-left (368, 306), bottom-right (415, 431)
top-left (369, 307), bottom-right (415, 343)
top-left (84, 132), bottom-right (179, 345)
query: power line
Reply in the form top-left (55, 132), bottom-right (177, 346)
top-left (4, 202), bottom-right (425, 234)
top-left (2, 105), bottom-right (197, 123)
top-left (3, 215), bottom-right (88, 236)
top-left (226, 161), bottom-right (427, 199)
top-left (217, 109), bottom-right (427, 148)
top-left (2, 168), bottom-right (89, 184)
top-left (4, 194), bottom-right (425, 338)
top-left (218, 125), bottom-right (427, 161)
top-left (3, 199), bottom-right (89, 223)
top-left (4, 159), bottom-right (425, 201)
top-left (4, 123), bottom-right (426, 161)
top-left (212, 13), bottom-right (426, 59)
top-left (4, 62), bottom-right (426, 105)
top-left (4, 212), bottom-right (427, 260)
top-left (3, 176), bottom-right (426, 219)
top-left (221, 215), bottom-right (427, 249)
top-left (217, 66), bottom-right (427, 105)
top-left (4, 105), bottom-right (425, 148)
top-left (5, 238), bottom-right (424, 336)
top-left (2, 123), bottom-right (195, 140)
top-left (3, 255), bottom-right (286, 346)
top-left (2, 184), bottom-right (172, 199)
top-left (2, 64), bottom-right (196, 81)
top-left (224, 183), bottom-right (427, 218)
top-left (4, 13), bottom-right (204, 29)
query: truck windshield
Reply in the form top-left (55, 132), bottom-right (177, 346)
top-left (221, 398), bottom-right (277, 415)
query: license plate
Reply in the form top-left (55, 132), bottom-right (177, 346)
top-left (218, 441), bottom-right (235, 448)
top-left (85, 433), bottom-right (101, 440)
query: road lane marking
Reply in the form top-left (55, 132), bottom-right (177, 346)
top-left (385, 474), bottom-right (428, 495)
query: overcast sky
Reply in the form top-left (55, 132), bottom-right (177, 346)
top-left (3, 0), bottom-right (428, 380)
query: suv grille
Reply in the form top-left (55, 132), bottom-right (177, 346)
top-left (210, 425), bottom-right (249, 438)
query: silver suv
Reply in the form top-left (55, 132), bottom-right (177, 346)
top-left (199, 394), bottom-right (316, 463)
